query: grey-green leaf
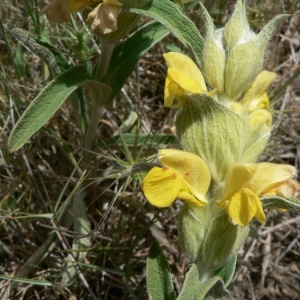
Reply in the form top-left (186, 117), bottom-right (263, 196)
top-left (177, 264), bottom-right (231, 300)
top-left (216, 254), bottom-right (237, 287)
top-left (147, 242), bottom-right (174, 300)
top-left (261, 195), bottom-right (300, 212)
top-left (177, 264), bottom-right (202, 299)
top-left (8, 65), bottom-right (89, 152)
top-left (106, 21), bottom-right (170, 99)
top-left (204, 279), bottom-right (231, 300)
top-left (10, 28), bottom-right (62, 76)
top-left (128, 0), bottom-right (204, 66)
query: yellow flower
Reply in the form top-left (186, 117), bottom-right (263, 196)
top-left (241, 70), bottom-right (276, 113)
top-left (228, 70), bottom-right (276, 133)
top-left (247, 163), bottom-right (299, 197)
top-left (163, 52), bottom-right (209, 108)
top-left (141, 149), bottom-right (211, 207)
top-left (217, 163), bottom-right (298, 226)
top-left (42, 0), bottom-right (97, 23)
top-left (87, 0), bottom-right (123, 35)
top-left (241, 71), bottom-right (276, 131)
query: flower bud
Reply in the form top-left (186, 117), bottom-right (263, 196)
top-left (223, 0), bottom-right (255, 49)
top-left (178, 204), bottom-right (206, 262)
top-left (201, 29), bottom-right (226, 91)
top-left (225, 40), bottom-right (264, 100)
top-left (201, 214), bottom-right (250, 270)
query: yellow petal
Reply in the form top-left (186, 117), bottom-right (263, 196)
top-left (259, 93), bottom-right (270, 109)
top-left (168, 68), bottom-right (205, 95)
top-left (223, 164), bottom-right (257, 200)
top-left (247, 163), bottom-right (296, 196)
top-left (248, 109), bottom-right (272, 132)
top-left (141, 167), bottom-right (200, 207)
top-left (163, 52), bottom-right (207, 91)
top-left (164, 74), bottom-right (186, 108)
top-left (177, 191), bottom-right (206, 207)
top-left (158, 149), bottom-right (211, 203)
top-left (254, 195), bottom-right (266, 224)
top-left (164, 67), bottom-right (205, 108)
top-left (227, 188), bottom-right (264, 226)
top-left (242, 71), bottom-right (276, 109)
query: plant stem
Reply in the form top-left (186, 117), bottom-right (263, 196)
top-left (82, 39), bottom-right (115, 167)
top-left (95, 39), bottom-right (115, 82)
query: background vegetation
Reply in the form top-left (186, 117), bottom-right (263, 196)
top-left (0, 0), bottom-right (300, 299)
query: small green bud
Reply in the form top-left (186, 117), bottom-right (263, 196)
top-left (223, 0), bottom-right (254, 49)
top-left (225, 40), bottom-right (264, 100)
top-left (201, 29), bottom-right (226, 91)
top-left (178, 204), bottom-right (206, 262)
top-left (201, 214), bottom-right (250, 270)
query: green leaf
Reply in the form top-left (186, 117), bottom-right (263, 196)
top-left (106, 21), bottom-right (170, 99)
top-left (261, 195), bottom-right (300, 212)
top-left (165, 44), bottom-right (181, 52)
top-left (8, 65), bottom-right (89, 152)
top-left (15, 43), bottom-right (25, 77)
top-left (147, 242), bottom-right (174, 300)
top-left (128, 0), bottom-right (204, 65)
top-left (177, 264), bottom-right (231, 300)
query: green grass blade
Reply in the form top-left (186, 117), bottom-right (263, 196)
top-left (0, 275), bottom-right (53, 286)
top-left (15, 43), bottom-right (25, 77)
top-left (8, 65), bottom-right (89, 152)
top-left (0, 19), bottom-right (23, 79)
